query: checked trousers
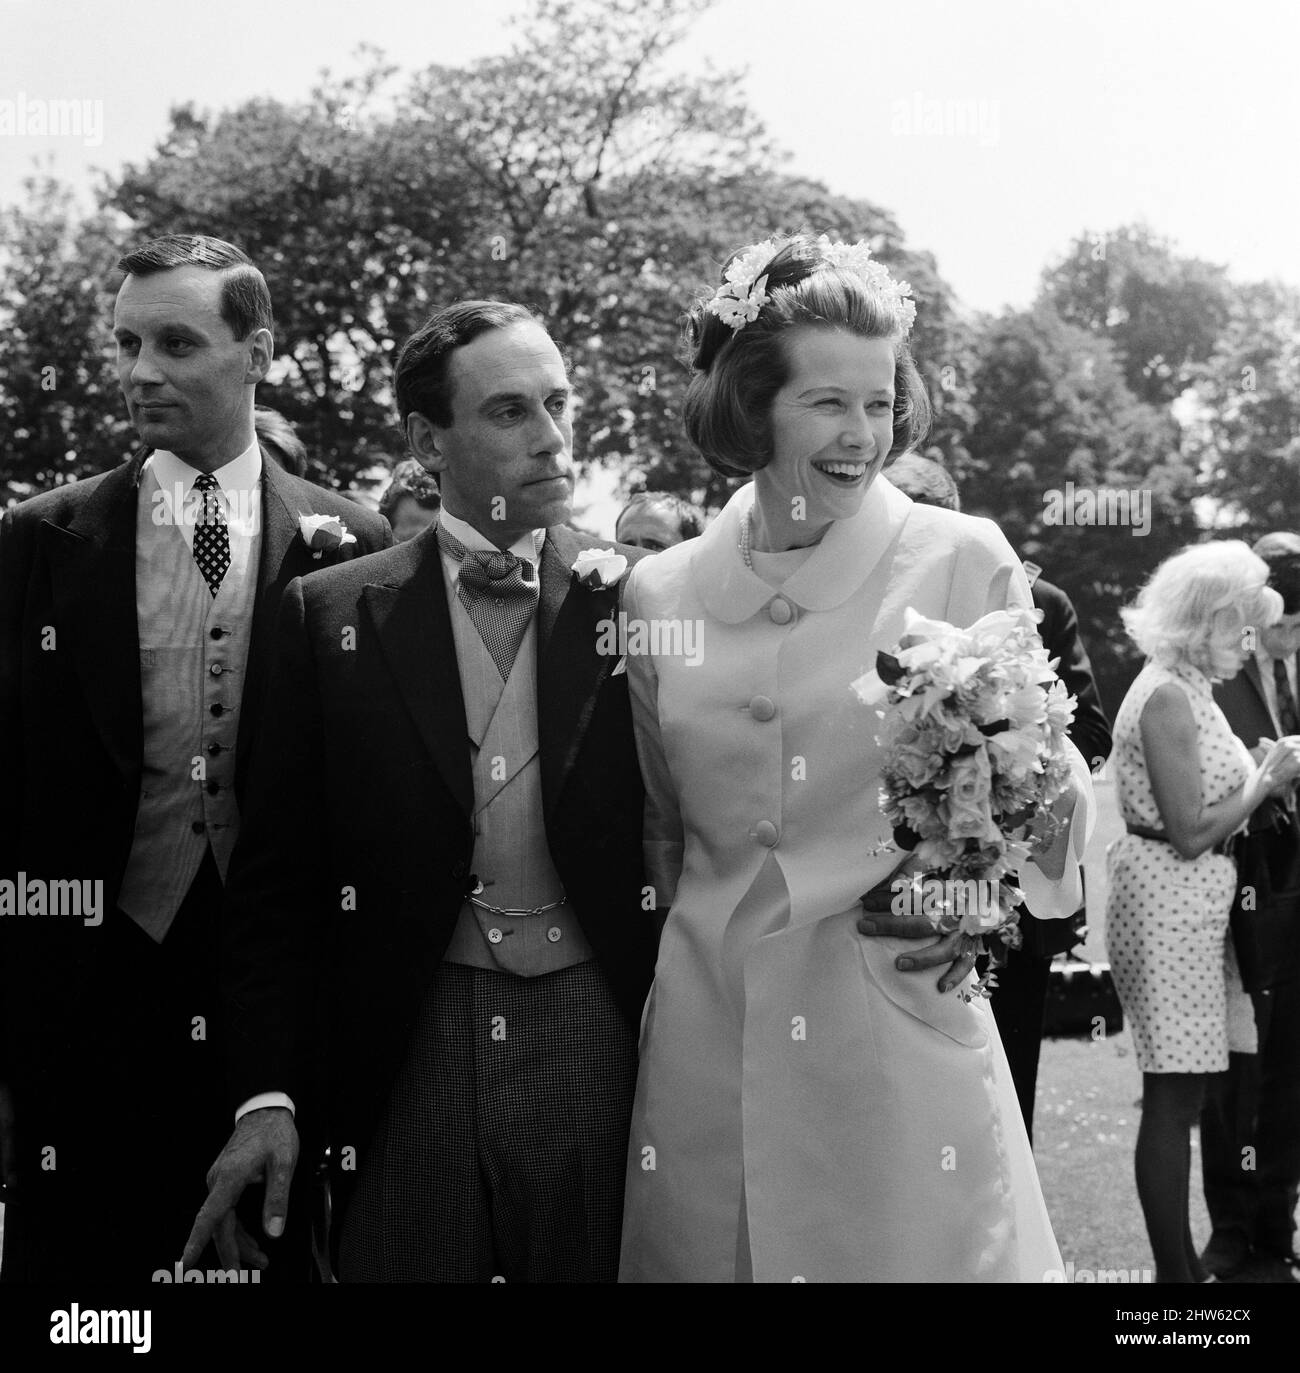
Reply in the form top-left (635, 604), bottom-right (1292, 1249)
top-left (338, 959), bottom-right (638, 1282)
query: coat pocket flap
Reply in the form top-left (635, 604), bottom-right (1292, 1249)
top-left (858, 937), bottom-right (989, 1048)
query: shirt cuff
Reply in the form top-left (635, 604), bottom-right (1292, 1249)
top-left (1020, 744), bottom-right (1095, 919)
top-left (235, 1091), bottom-right (295, 1124)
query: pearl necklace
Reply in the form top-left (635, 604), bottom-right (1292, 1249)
top-left (739, 508), bottom-right (754, 569)
top-left (741, 508), bottom-right (831, 567)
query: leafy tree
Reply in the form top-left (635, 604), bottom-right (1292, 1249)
top-left (0, 175), bottom-right (132, 500)
top-left (1183, 278), bottom-right (1300, 536)
top-left (95, 0), bottom-right (964, 506)
top-left (1041, 223), bottom-right (1231, 408)
top-left (960, 303), bottom-right (1200, 713)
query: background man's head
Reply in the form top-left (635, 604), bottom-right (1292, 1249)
top-left (1253, 531), bottom-right (1300, 660)
top-left (379, 457), bottom-right (442, 542)
top-left (113, 235), bottom-right (274, 472)
top-left (614, 491), bottom-right (704, 551)
top-left (396, 301), bottom-right (574, 548)
top-left (886, 450), bottom-right (961, 511)
top-left (254, 405), bottom-right (307, 477)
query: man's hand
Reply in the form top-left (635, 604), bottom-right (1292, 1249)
top-left (0, 1082), bottom-right (17, 1194)
top-left (182, 1106), bottom-right (298, 1273)
top-left (856, 860), bottom-right (977, 994)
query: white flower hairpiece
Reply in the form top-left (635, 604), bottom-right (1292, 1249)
top-left (705, 233), bottom-right (917, 338)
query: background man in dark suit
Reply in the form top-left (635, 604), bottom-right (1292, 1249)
top-left (185, 301), bottom-right (657, 1282)
top-left (1003, 560), bottom-right (1112, 1139)
top-left (0, 235), bottom-right (390, 1283)
top-left (1201, 531), bottom-right (1300, 1283)
top-left (882, 452), bottom-right (1113, 1141)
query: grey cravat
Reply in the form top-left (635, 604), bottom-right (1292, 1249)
top-left (436, 522), bottom-right (538, 679)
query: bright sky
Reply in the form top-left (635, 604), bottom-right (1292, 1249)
top-left (2, 0), bottom-right (1296, 530)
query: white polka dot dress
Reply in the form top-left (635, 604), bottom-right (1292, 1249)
top-left (1104, 661), bottom-right (1257, 1073)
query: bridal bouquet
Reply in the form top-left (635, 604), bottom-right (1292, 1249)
top-left (852, 607), bottom-right (1077, 997)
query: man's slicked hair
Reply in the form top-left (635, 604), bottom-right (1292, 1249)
top-left (117, 234), bottom-right (274, 341)
top-left (395, 300), bottom-right (546, 430)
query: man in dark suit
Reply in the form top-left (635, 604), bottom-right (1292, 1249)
top-left (1201, 533), bottom-right (1300, 1283)
top-left (184, 301), bottom-right (656, 1282)
top-left (0, 235), bottom-right (391, 1283)
top-left (993, 562), bottom-right (1112, 1140)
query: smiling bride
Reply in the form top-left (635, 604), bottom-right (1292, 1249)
top-left (616, 232), bottom-right (1094, 1283)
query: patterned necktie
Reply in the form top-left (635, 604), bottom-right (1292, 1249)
top-left (191, 473), bottom-right (231, 598)
top-left (1274, 655), bottom-right (1300, 735)
top-left (436, 522), bottom-right (538, 679)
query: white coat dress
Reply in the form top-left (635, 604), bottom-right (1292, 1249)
top-left (617, 477), bottom-right (1093, 1283)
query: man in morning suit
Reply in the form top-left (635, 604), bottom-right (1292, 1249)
top-left (0, 235), bottom-right (391, 1283)
top-left (1200, 532), bottom-right (1300, 1283)
top-left (184, 301), bottom-right (657, 1282)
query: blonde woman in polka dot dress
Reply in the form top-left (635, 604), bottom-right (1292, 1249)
top-left (1106, 541), bottom-right (1300, 1283)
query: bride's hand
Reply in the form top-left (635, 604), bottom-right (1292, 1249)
top-left (857, 856), bottom-right (979, 994)
top-left (857, 850), bottom-right (923, 915)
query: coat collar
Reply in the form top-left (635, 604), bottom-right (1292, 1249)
top-left (362, 529), bottom-right (475, 820)
top-left (1241, 653), bottom-right (1268, 712)
top-left (46, 454), bottom-right (147, 783)
top-left (537, 524), bottom-right (622, 820)
top-left (237, 452), bottom-right (345, 785)
top-left (693, 476), bottom-right (914, 623)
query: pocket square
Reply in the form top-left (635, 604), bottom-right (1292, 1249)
top-left (611, 655), bottom-right (627, 677)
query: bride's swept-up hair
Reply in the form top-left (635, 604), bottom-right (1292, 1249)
top-left (1121, 540), bottom-right (1281, 673)
top-left (683, 233), bottom-right (932, 481)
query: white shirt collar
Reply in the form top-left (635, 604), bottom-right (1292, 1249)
top-left (438, 507), bottom-right (544, 563)
top-left (146, 438), bottom-right (263, 496)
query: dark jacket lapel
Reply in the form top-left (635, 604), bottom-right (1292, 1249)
top-left (238, 451), bottom-right (308, 777)
top-left (362, 527), bottom-right (474, 819)
top-left (239, 451), bottom-right (374, 784)
top-left (1241, 655), bottom-right (1277, 734)
top-left (46, 455), bottom-right (146, 785)
top-left (537, 526), bottom-right (620, 821)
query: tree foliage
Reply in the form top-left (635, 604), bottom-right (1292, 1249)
top-left (6, 0), bottom-right (962, 507)
top-left (961, 303), bottom-right (1200, 713)
top-left (1184, 278), bottom-right (1300, 536)
top-left (1040, 223), bottom-right (1231, 408)
top-left (0, 176), bottom-right (132, 500)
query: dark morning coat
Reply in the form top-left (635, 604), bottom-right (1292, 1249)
top-left (0, 449), bottom-right (392, 1100)
top-left (1214, 654), bottom-right (1300, 986)
top-left (216, 523), bottom-right (657, 1250)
